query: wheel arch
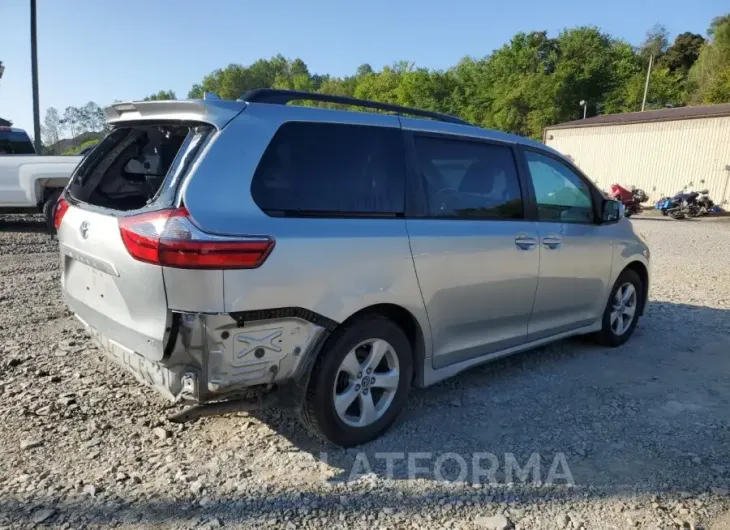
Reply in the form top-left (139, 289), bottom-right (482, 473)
top-left (333, 303), bottom-right (427, 387)
top-left (624, 261), bottom-right (649, 315)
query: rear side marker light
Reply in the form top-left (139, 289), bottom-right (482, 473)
top-left (119, 208), bottom-right (274, 269)
top-left (54, 197), bottom-right (70, 230)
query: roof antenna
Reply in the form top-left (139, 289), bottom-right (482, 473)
top-left (203, 92), bottom-right (221, 100)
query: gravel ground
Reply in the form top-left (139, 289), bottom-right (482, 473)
top-left (1, 213), bottom-right (730, 530)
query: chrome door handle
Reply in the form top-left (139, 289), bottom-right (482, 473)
top-left (542, 234), bottom-right (562, 249)
top-left (515, 233), bottom-right (537, 250)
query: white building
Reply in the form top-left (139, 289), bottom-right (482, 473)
top-left (544, 104), bottom-right (730, 205)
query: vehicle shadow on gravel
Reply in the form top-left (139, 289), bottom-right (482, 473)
top-left (0, 485), bottom-right (703, 528)
top-left (254, 301), bottom-right (730, 491)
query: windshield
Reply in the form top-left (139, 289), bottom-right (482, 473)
top-left (0, 129), bottom-right (36, 154)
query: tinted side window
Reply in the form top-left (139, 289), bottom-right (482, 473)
top-left (251, 122), bottom-right (405, 216)
top-left (524, 150), bottom-right (594, 223)
top-left (413, 135), bottom-right (523, 219)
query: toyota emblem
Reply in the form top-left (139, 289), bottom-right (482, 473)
top-left (79, 221), bottom-right (89, 239)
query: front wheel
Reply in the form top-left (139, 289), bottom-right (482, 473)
top-left (42, 189), bottom-right (63, 234)
top-left (668, 210), bottom-right (685, 220)
top-left (593, 269), bottom-right (643, 347)
top-left (299, 315), bottom-right (413, 447)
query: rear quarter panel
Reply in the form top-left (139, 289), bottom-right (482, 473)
top-left (180, 104), bottom-right (433, 359)
top-left (220, 217), bottom-right (429, 341)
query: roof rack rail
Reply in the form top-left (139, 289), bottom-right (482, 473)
top-left (239, 88), bottom-right (471, 126)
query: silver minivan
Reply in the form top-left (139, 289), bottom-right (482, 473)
top-left (56, 90), bottom-right (650, 447)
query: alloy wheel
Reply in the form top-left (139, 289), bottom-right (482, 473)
top-left (610, 282), bottom-right (637, 336)
top-left (332, 338), bottom-right (400, 428)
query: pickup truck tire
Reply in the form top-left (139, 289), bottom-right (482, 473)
top-left (42, 189), bottom-right (63, 233)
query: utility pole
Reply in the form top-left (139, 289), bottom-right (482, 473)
top-left (641, 54), bottom-right (653, 112)
top-left (30, 0), bottom-right (42, 153)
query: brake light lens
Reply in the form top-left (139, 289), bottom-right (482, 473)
top-left (54, 197), bottom-right (70, 230)
top-left (119, 208), bottom-right (274, 269)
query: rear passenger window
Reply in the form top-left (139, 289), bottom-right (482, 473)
top-left (413, 136), bottom-right (523, 219)
top-left (251, 122), bottom-right (405, 216)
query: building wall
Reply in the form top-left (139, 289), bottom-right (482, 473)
top-left (544, 116), bottom-right (730, 205)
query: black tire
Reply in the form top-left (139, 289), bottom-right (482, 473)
top-left (593, 269), bottom-right (643, 347)
top-left (299, 314), bottom-right (413, 447)
top-left (42, 189), bottom-right (63, 234)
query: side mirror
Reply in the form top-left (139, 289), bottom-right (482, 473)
top-left (601, 199), bottom-right (622, 224)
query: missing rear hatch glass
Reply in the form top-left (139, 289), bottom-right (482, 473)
top-left (69, 123), bottom-right (212, 211)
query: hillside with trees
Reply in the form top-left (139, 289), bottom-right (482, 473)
top-left (42, 102), bottom-right (107, 154)
top-left (187, 14), bottom-right (730, 139)
top-left (39, 12), bottom-right (730, 147)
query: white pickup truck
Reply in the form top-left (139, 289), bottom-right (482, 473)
top-left (0, 127), bottom-right (84, 230)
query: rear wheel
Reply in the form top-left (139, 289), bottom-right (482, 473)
top-left (300, 315), bottom-right (413, 447)
top-left (42, 189), bottom-right (63, 233)
top-left (593, 269), bottom-right (643, 347)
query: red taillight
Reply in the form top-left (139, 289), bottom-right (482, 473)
top-left (118, 208), bottom-right (274, 269)
top-left (54, 197), bottom-right (70, 230)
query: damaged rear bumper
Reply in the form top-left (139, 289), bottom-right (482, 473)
top-left (76, 310), bottom-right (330, 403)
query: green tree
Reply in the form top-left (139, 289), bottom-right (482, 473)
top-left (188, 55), bottom-right (306, 99)
top-left (61, 106), bottom-right (83, 147)
top-left (41, 107), bottom-right (61, 154)
top-left (638, 24), bottom-right (670, 66)
top-left (688, 13), bottom-right (730, 103)
top-left (82, 102), bottom-right (107, 132)
top-left (552, 27), bottom-right (630, 123)
top-left (659, 32), bottom-right (705, 75)
top-left (450, 31), bottom-right (560, 137)
top-left (709, 14), bottom-right (730, 38)
top-left (616, 67), bottom-right (686, 111)
top-left (144, 90), bottom-right (177, 101)
top-left (705, 66), bottom-right (730, 102)
top-left (355, 64), bottom-right (374, 77)
top-left (184, 11), bottom-right (730, 138)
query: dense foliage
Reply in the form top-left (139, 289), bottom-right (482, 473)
top-left (185, 14), bottom-right (730, 139)
top-left (143, 90), bottom-right (177, 101)
top-left (38, 12), bottom-right (730, 146)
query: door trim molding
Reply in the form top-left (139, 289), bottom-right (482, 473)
top-left (421, 322), bottom-right (601, 387)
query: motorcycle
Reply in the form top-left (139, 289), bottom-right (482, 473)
top-left (656, 189), bottom-right (715, 219)
top-left (696, 189), bottom-right (715, 215)
top-left (609, 184), bottom-right (649, 217)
